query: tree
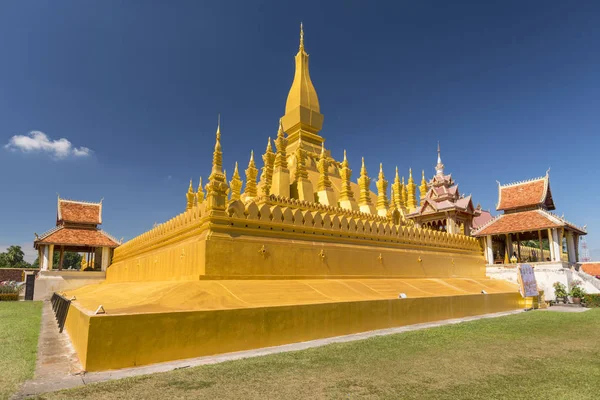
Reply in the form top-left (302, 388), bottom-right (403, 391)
top-left (31, 251), bottom-right (83, 270)
top-left (0, 245), bottom-right (31, 268)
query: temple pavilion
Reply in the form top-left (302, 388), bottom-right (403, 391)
top-left (34, 198), bottom-right (120, 270)
top-left (406, 143), bottom-right (492, 235)
top-left (473, 173), bottom-right (586, 265)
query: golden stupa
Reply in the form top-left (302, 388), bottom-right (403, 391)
top-left (62, 25), bottom-right (523, 372)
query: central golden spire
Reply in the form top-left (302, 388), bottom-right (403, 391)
top-left (281, 23), bottom-right (324, 152)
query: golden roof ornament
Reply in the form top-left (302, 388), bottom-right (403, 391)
top-left (407, 168), bottom-right (417, 211)
top-left (358, 157), bottom-right (372, 206)
top-left (393, 166), bottom-right (403, 209)
top-left (244, 151), bottom-right (258, 199)
top-left (186, 179), bottom-right (195, 211)
top-left (339, 150), bottom-right (354, 201)
top-left (196, 177), bottom-right (204, 204)
top-left (376, 163), bottom-right (389, 212)
top-left (260, 137), bottom-right (275, 196)
top-left (317, 143), bottom-right (332, 191)
top-left (274, 119), bottom-right (289, 170)
top-left (294, 137), bottom-right (309, 181)
top-left (281, 23), bottom-right (324, 148)
top-left (205, 117), bottom-right (229, 214)
top-left (299, 22), bottom-right (305, 53)
top-left (420, 170), bottom-right (428, 204)
top-left (229, 162), bottom-right (243, 202)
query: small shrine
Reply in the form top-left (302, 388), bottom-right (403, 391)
top-left (473, 172), bottom-right (586, 264)
top-left (406, 144), bottom-right (491, 235)
top-left (34, 197), bottom-right (120, 271)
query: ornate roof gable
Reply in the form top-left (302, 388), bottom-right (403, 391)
top-left (496, 172), bottom-right (555, 212)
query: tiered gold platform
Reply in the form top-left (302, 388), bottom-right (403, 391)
top-left (62, 196), bottom-right (524, 371)
top-left (64, 278), bottom-right (521, 371)
top-left (61, 25), bottom-right (525, 372)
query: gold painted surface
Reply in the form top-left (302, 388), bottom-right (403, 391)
top-left (65, 278), bottom-right (518, 315)
top-left (64, 289), bottom-right (522, 371)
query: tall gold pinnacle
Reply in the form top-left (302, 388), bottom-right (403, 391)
top-left (274, 119), bottom-right (288, 170)
top-left (186, 179), bottom-right (195, 211)
top-left (299, 22), bottom-right (305, 53)
top-left (206, 117), bottom-right (229, 214)
top-left (339, 150), bottom-right (354, 201)
top-left (393, 166), bottom-right (403, 209)
top-left (211, 115), bottom-right (223, 175)
top-left (295, 138), bottom-right (308, 181)
top-left (358, 157), bottom-right (372, 206)
top-left (376, 164), bottom-right (389, 211)
top-left (196, 177), bottom-right (204, 204)
top-left (401, 176), bottom-right (408, 207)
top-left (317, 143), bottom-right (331, 191)
top-left (244, 151), bottom-right (258, 198)
top-left (260, 137), bottom-right (275, 196)
top-left (419, 170), bottom-right (428, 205)
top-left (407, 168), bottom-right (417, 211)
top-left (229, 162), bottom-right (243, 202)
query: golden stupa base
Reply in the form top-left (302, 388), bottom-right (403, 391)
top-left (63, 278), bottom-right (523, 372)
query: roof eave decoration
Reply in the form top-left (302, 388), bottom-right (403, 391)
top-left (496, 173), bottom-right (550, 211)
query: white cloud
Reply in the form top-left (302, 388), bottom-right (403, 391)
top-left (4, 131), bottom-right (93, 159)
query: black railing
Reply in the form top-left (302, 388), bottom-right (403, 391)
top-left (50, 293), bottom-right (71, 333)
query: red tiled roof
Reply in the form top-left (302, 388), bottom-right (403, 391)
top-left (58, 199), bottom-right (102, 225)
top-left (472, 210), bottom-right (493, 229)
top-left (581, 263), bottom-right (600, 276)
top-left (497, 175), bottom-right (553, 211)
top-left (35, 226), bottom-right (119, 248)
top-left (473, 209), bottom-right (562, 236)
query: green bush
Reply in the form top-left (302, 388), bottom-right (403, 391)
top-left (0, 282), bottom-right (22, 295)
top-left (553, 282), bottom-right (567, 299)
top-left (569, 280), bottom-right (586, 299)
top-left (0, 293), bottom-right (19, 301)
top-left (584, 294), bottom-right (600, 308)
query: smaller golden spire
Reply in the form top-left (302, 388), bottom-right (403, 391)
top-left (407, 168), bottom-right (417, 211)
top-left (358, 157), bottom-right (372, 206)
top-left (260, 137), bottom-right (275, 196)
top-left (401, 176), bottom-right (408, 207)
top-left (211, 116), bottom-right (223, 175)
top-left (339, 149), bottom-right (354, 201)
top-left (419, 169), bottom-right (428, 204)
top-left (196, 177), bottom-right (204, 204)
top-left (244, 151), bottom-right (258, 198)
top-left (376, 163), bottom-right (389, 212)
top-left (317, 143), bottom-right (331, 190)
top-left (294, 137), bottom-right (309, 181)
top-left (392, 166), bottom-right (403, 209)
top-left (299, 22), bottom-right (305, 52)
top-left (274, 119), bottom-right (289, 170)
top-left (229, 162), bottom-right (243, 201)
top-left (186, 179), bottom-right (195, 210)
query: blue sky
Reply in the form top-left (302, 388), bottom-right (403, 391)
top-left (1, 1), bottom-right (599, 262)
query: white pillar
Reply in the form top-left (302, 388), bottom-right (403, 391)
top-left (41, 245), bottom-right (49, 271)
top-left (551, 228), bottom-right (561, 262)
top-left (48, 244), bottom-right (54, 270)
top-left (485, 235), bottom-right (494, 264)
top-left (101, 247), bottom-right (111, 271)
top-left (566, 231), bottom-right (576, 264)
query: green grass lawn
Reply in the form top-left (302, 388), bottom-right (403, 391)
top-left (0, 301), bottom-right (42, 400)
top-left (39, 309), bottom-right (600, 400)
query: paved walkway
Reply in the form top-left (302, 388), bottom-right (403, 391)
top-left (15, 307), bottom-right (525, 399)
top-left (542, 305), bottom-right (591, 313)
